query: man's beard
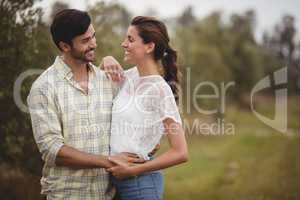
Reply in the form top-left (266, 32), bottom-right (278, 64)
top-left (70, 47), bottom-right (95, 63)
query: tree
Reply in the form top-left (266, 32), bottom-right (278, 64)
top-left (177, 6), bottom-right (196, 27)
top-left (49, 1), bottom-right (69, 22)
top-left (0, 0), bottom-right (41, 165)
top-left (174, 11), bottom-right (233, 113)
top-left (174, 10), bottom-right (273, 109)
top-left (0, 0), bottom-right (62, 198)
top-left (0, 0), bottom-right (59, 172)
top-left (263, 14), bottom-right (299, 92)
top-left (88, 1), bottom-right (132, 67)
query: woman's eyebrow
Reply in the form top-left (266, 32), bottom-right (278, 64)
top-left (128, 35), bottom-right (134, 40)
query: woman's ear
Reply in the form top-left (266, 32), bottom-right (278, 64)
top-left (146, 42), bottom-right (155, 54)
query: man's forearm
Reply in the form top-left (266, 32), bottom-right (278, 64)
top-left (55, 145), bottom-right (114, 169)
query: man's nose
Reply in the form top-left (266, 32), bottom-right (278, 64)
top-left (90, 38), bottom-right (97, 49)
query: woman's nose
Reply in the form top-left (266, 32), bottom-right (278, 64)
top-left (121, 41), bottom-right (127, 48)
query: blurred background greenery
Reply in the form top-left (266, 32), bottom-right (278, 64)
top-left (0, 0), bottom-right (299, 199)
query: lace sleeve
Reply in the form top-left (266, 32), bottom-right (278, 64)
top-left (158, 82), bottom-right (182, 125)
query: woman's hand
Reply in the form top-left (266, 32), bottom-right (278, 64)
top-left (107, 156), bottom-right (140, 179)
top-left (100, 56), bottom-right (125, 82)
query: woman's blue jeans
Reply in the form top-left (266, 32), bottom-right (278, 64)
top-left (112, 170), bottom-right (164, 200)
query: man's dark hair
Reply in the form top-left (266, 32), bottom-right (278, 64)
top-left (50, 9), bottom-right (91, 51)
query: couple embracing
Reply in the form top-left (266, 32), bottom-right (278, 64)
top-left (27, 9), bottom-right (188, 200)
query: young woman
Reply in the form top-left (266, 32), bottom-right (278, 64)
top-left (107, 16), bottom-right (188, 200)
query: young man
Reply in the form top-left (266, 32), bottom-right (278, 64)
top-left (27, 9), bottom-right (136, 199)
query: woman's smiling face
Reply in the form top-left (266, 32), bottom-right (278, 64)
top-left (121, 25), bottom-right (151, 64)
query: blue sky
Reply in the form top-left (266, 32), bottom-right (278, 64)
top-left (38, 0), bottom-right (300, 41)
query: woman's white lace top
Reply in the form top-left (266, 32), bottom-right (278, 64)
top-left (110, 67), bottom-right (182, 160)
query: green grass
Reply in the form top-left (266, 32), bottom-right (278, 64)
top-left (161, 97), bottom-right (300, 200)
top-left (1, 97), bottom-right (299, 200)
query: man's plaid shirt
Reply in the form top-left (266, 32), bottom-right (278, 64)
top-left (27, 56), bottom-right (116, 199)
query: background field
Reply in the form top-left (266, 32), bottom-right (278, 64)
top-left (162, 99), bottom-right (300, 200)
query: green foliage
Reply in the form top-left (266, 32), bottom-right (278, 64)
top-left (174, 10), bottom-right (287, 110)
top-left (88, 1), bottom-right (132, 67)
top-left (0, 0), bottom-right (55, 173)
top-left (262, 15), bottom-right (300, 92)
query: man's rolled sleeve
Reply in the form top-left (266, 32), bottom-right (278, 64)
top-left (27, 86), bottom-right (64, 166)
